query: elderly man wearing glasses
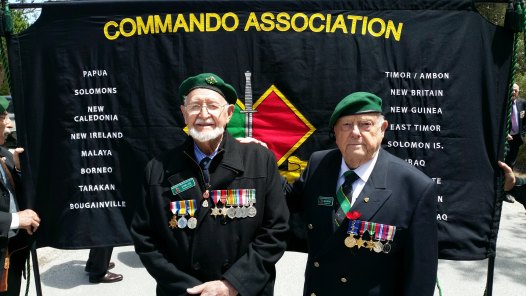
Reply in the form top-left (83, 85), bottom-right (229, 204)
top-left (131, 73), bottom-right (289, 296)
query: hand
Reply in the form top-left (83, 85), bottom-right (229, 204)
top-left (17, 209), bottom-right (40, 235)
top-left (236, 137), bottom-right (268, 148)
top-left (187, 280), bottom-right (238, 296)
top-left (498, 161), bottom-right (515, 191)
top-left (13, 147), bottom-right (24, 172)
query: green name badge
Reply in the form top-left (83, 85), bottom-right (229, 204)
top-left (171, 178), bottom-right (196, 195)
top-left (318, 196), bottom-right (334, 206)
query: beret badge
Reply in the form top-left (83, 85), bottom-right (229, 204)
top-left (205, 76), bottom-right (218, 85)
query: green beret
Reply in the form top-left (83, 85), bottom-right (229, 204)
top-left (178, 73), bottom-right (238, 105)
top-left (0, 96), bottom-right (9, 113)
top-left (329, 92), bottom-right (383, 128)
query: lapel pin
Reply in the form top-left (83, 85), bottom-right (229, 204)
top-left (364, 197), bottom-right (369, 203)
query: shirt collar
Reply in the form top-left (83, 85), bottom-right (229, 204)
top-left (339, 150), bottom-right (380, 183)
top-left (193, 142), bottom-right (219, 163)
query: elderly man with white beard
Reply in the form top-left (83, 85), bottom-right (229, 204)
top-left (131, 73), bottom-right (289, 296)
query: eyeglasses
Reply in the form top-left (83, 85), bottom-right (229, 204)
top-left (338, 121), bottom-right (376, 132)
top-left (185, 103), bottom-right (229, 116)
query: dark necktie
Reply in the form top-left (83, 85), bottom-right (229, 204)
top-left (512, 101), bottom-right (519, 134)
top-left (199, 157), bottom-right (211, 184)
top-left (335, 171), bottom-right (359, 226)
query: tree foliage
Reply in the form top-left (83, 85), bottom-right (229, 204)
top-left (0, 0), bottom-right (37, 95)
top-left (0, 8), bottom-right (30, 95)
top-left (476, 2), bottom-right (526, 96)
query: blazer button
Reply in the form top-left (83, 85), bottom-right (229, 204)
top-left (310, 293), bottom-right (316, 296)
top-left (307, 224), bottom-right (313, 230)
top-left (222, 260), bottom-right (230, 269)
top-left (313, 261), bottom-right (320, 268)
top-left (340, 277), bottom-right (348, 283)
top-left (193, 262), bottom-right (201, 270)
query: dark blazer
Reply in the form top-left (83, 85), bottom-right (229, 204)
top-left (0, 147), bottom-right (30, 285)
top-left (286, 148), bottom-right (438, 296)
top-left (0, 148), bottom-right (16, 244)
top-left (131, 133), bottom-right (289, 296)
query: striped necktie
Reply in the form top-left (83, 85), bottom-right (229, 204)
top-left (335, 170), bottom-right (359, 226)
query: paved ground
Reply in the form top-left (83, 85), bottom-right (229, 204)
top-left (17, 201), bottom-right (526, 296)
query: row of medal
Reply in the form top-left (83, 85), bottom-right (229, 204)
top-left (344, 220), bottom-right (397, 254)
top-left (208, 189), bottom-right (257, 219)
top-left (168, 189), bottom-right (258, 229)
top-left (169, 200), bottom-right (197, 229)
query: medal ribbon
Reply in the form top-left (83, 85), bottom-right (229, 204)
top-left (359, 221), bottom-right (367, 236)
top-left (238, 189), bottom-right (245, 206)
top-left (347, 219), bottom-right (361, 235)
top-left (226, 190), bottom-right (234, 206)
top-left (178, 200), bottom-right (187, 216)
top-left (169, 202), bottom-right (177, 215)
top-left (186, 200), bottom-right (196, 217)
top-left (220, 191), bottom-right (227, 205)
top-left (211, 191), bottom-right (221, 204)
top-left (233, 189), bottom-right (239, 206)
top-left (209, 189), bottom-right (256, 205)
top-left (375, 223), bottom-right (384, 240)
top-left (387, 225), bottom-right (397, 241)
top-left (247, 189), bottom-right (256, 204)
top-left (368, 222), bottom-right (376, 236)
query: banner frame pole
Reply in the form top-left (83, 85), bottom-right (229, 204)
top-left (484, 255), bottom-right (495, 296)
top-left (30, 241), bottom-right (43, 296)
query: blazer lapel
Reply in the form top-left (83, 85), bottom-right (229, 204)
top-left (308, 150), bottom-right (346, 256)
top-left (350, 149), bottom-right (392, 222)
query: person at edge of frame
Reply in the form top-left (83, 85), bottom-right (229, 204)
top-left (130, 73), bottom-right (289, 296)
top-left (0, 96), bottom-right (41, 296)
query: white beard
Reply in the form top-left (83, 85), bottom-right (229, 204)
top-left (189, 126), bottom-right (224, 143)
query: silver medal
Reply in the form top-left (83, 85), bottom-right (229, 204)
top-left (247, 205), bottom-right (257, 218)
top-left (235, 207), bottom-right (244, 218)
top-left (240, 207), bottom-right (248, 218)
top-left (187, 217), bottom-right (197, 229)
top-left (373, 241), bottom-right (383, 253)
top-left (382, 242), bottom-right (392, 254)
top-left (227, 207), bottom-right (237, 219)
top-left (177, 216), bottom-right (188, 229)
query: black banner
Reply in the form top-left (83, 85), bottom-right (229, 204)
top-left (7, 0), bottom-right (512, 259)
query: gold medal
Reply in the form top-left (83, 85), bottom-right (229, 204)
top-left (356, 236), bottom-right (365, 249)
top-left (344, 236), bottom-right (357, 248)
top-left (169, 215), bottom-right (178, 229)
top-left (366, 239), bottom-right (375, 251)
